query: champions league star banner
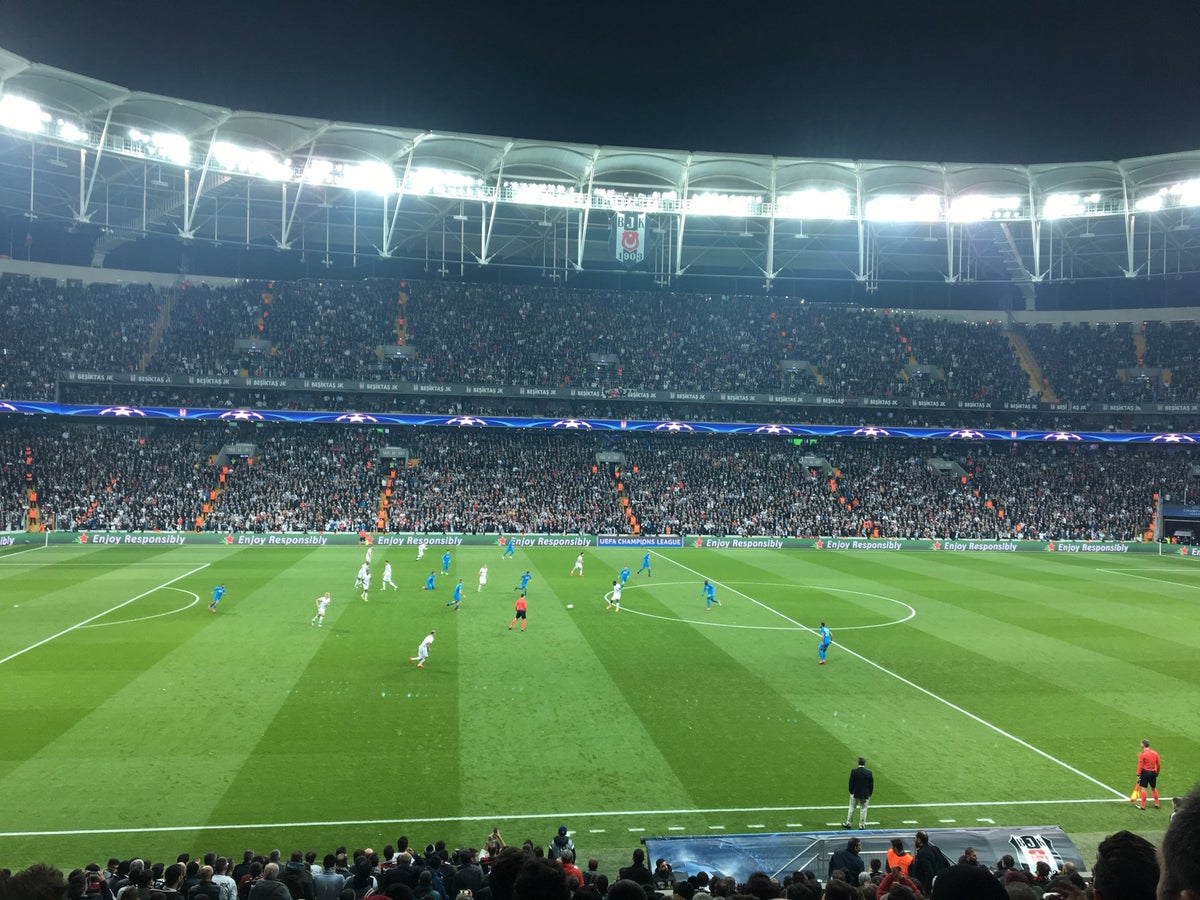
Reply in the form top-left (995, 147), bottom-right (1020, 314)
top-left (6, 396), bottom-right (1200, 444)
top-left (613, 211), bottom-right (646, 267)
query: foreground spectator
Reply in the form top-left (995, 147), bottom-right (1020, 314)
top-left (1091, 830), bottom-right (1158, 900)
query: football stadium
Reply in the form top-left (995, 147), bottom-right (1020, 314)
top-left (2, 31), bottom-right (1200, 900)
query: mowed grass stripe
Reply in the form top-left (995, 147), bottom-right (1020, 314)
top-left (0, 547), bottom-right (322, 837)
top-left (200, 548), bottom-right (433, 827)
top-left (458, 568), bottom-right (699, 817)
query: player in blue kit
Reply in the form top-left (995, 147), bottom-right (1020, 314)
top-left (447, 579), bottom-right (464, 610)
top-left (703, 580), bottom-right (720, 609)
top-left (619, 566), bottom-right (631, 584)
top-left (636, 553), bottom-right (652, 577)
top-left (502, 538), bottom-right (516, 559)
top-left (423, 571), bottom-right (437, 591)
top-left (208, 583), bottom-right (226, 612)
top-left (442, 550), bottom-right (452, 574)
top-left (818, 622), bottom-right (832, 665)
top-left (515, 570), bottom-right (532, 591)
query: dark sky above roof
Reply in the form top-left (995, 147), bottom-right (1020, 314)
top-left (6, 0), bottom-right (1200, 166)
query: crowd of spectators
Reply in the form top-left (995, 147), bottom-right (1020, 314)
top-left (2, 422), bottom-right (1192, 540)
top-left (8, 274), bottom-right (1200, 415)
top-left (0, 797), bottom-right (1192, 900)
top-left (620, 436), bottom-right (1186, 540)
top-left (0, 276), bottom-right (160, 398)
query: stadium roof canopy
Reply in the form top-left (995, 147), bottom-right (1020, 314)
top-left (4, 45), bottom-right (1200, 304)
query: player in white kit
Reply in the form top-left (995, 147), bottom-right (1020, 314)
top-left (355, 562), bottom-right (370, 601)
top-left (311, 592), bottom-right (332, 626)
top-left (381, 560), bottom-right (398, 591)
top-left (410, 630), bottom-right (435, 668)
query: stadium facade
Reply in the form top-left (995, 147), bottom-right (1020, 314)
top-left (3, 44), bottom-right (1200, 309)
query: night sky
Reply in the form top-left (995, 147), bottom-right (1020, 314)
top-left (5, 0), bottom-right (1200, 166)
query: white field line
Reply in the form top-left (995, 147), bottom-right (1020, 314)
top-left (79, 588), bottom-right (201, 628)
top-left (0, 797), bottom-right (1132, 839)
top-left (0, 543), bottom-right (48, 560)
top-left (607, 581), bottom-right (914, 632)
top-left (651, 551), bottom-right (1126, 800)
top-left (0, 561), bottom-right (207, 567)
top-left (1097, 567), bottom-right (1200, 592)
top-left (0, 564), bottom-right (210, 667)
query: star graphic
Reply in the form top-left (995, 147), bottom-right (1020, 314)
top-left (933, 541), bottom-right (941, 550)
top-left (694, 537), bottom-right (703, 547)
top-left (224, 535), bottom-right (234, 545)
top-left (77, 534), bottom-right (88, 544)
top-left (815, 539), bottom-right (824, 549)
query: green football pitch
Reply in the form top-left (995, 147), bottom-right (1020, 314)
top-left (0, 541), bottom-right (1194, 870)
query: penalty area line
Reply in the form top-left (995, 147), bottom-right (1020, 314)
top-left (0, 563), bottom-right (211, 668)
top-left (0, 797), bottom-right (1128, 839)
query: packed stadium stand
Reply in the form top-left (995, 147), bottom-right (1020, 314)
top-left (7, 275), bottom-right (1200, 431)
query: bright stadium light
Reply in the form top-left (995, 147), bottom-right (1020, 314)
top-left (56, 119), bottom-right (88, 143)
top-left (775, 188), bottom-right (851, 220)
top-left (305, 158), bottom-right (336, 185)
top-left (864, 194), bottom-right (942, 222)
top-left (211, 141), bottom-right (293, 181)
top-left (342, 160), bottom-right (398, 194)
top-left (506, 180), bottom-right (583, 209)
top-left (593, 187), bottom-right (677, 213)
top-left (406, 167), bottom-right (480, 197)
top-left (128, 128), bottom-right (191, 165)
top-left (1134, 191), bottom-right (1165, 213)
top-left (150, 132), bottom-right (190, 165)
top-left (948, 194), bottom-right (1022, 222)
top-left (1043, 193), bottom-right (1085, 219)
top-left (1170, 178), bottom-right (1200, 207)
top-left (0, 94), bottom-right (51, 134)
top-left (688, 192), bottom-right (764, 217)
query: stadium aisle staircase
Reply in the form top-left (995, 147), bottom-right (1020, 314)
top-left (139, 290), bottom-right (177, 372)
top-left (378, 468), bottom-right (395, 531)
top-left (1006, 328), bottom-right (1054, 401)
top-left (195, 462), bottom-right (229, 531)
top-left (611, 465), bottom-right (639, 535)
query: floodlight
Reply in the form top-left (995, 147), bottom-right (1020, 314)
top-left (864, 194), bottom-right (942, 222)
top-left (56, 120), bottom-right (88, 143)
top-left (150, 132), bottom-right (190, 166)
top-left (211, 141), bottom-right (292, 181)
top-left (688, 192), bottom-right (763, 217)
top-left (775, 188), bottom-right (850, 220)
top-left (507, 180), bottom-right (581, 209)
top-left (948, 195), bottom-right (1022, 223)
top-left (342, 160), bottom-right (397, 194)
top-left (407, 166), bottom-right (477, 196)
top-left (594, 187), bottom-right (676, 213)
top-left (1042, 193), bottom-right (1085, 220)
top-left (0, 94), bottom-right (51, 134)
top-left (305, 158), bottom-right (336, 185)
top-left (1134, 192), bottom-right (1164, 213)
top-left (1170, 179), bottom-right (1200, 207)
